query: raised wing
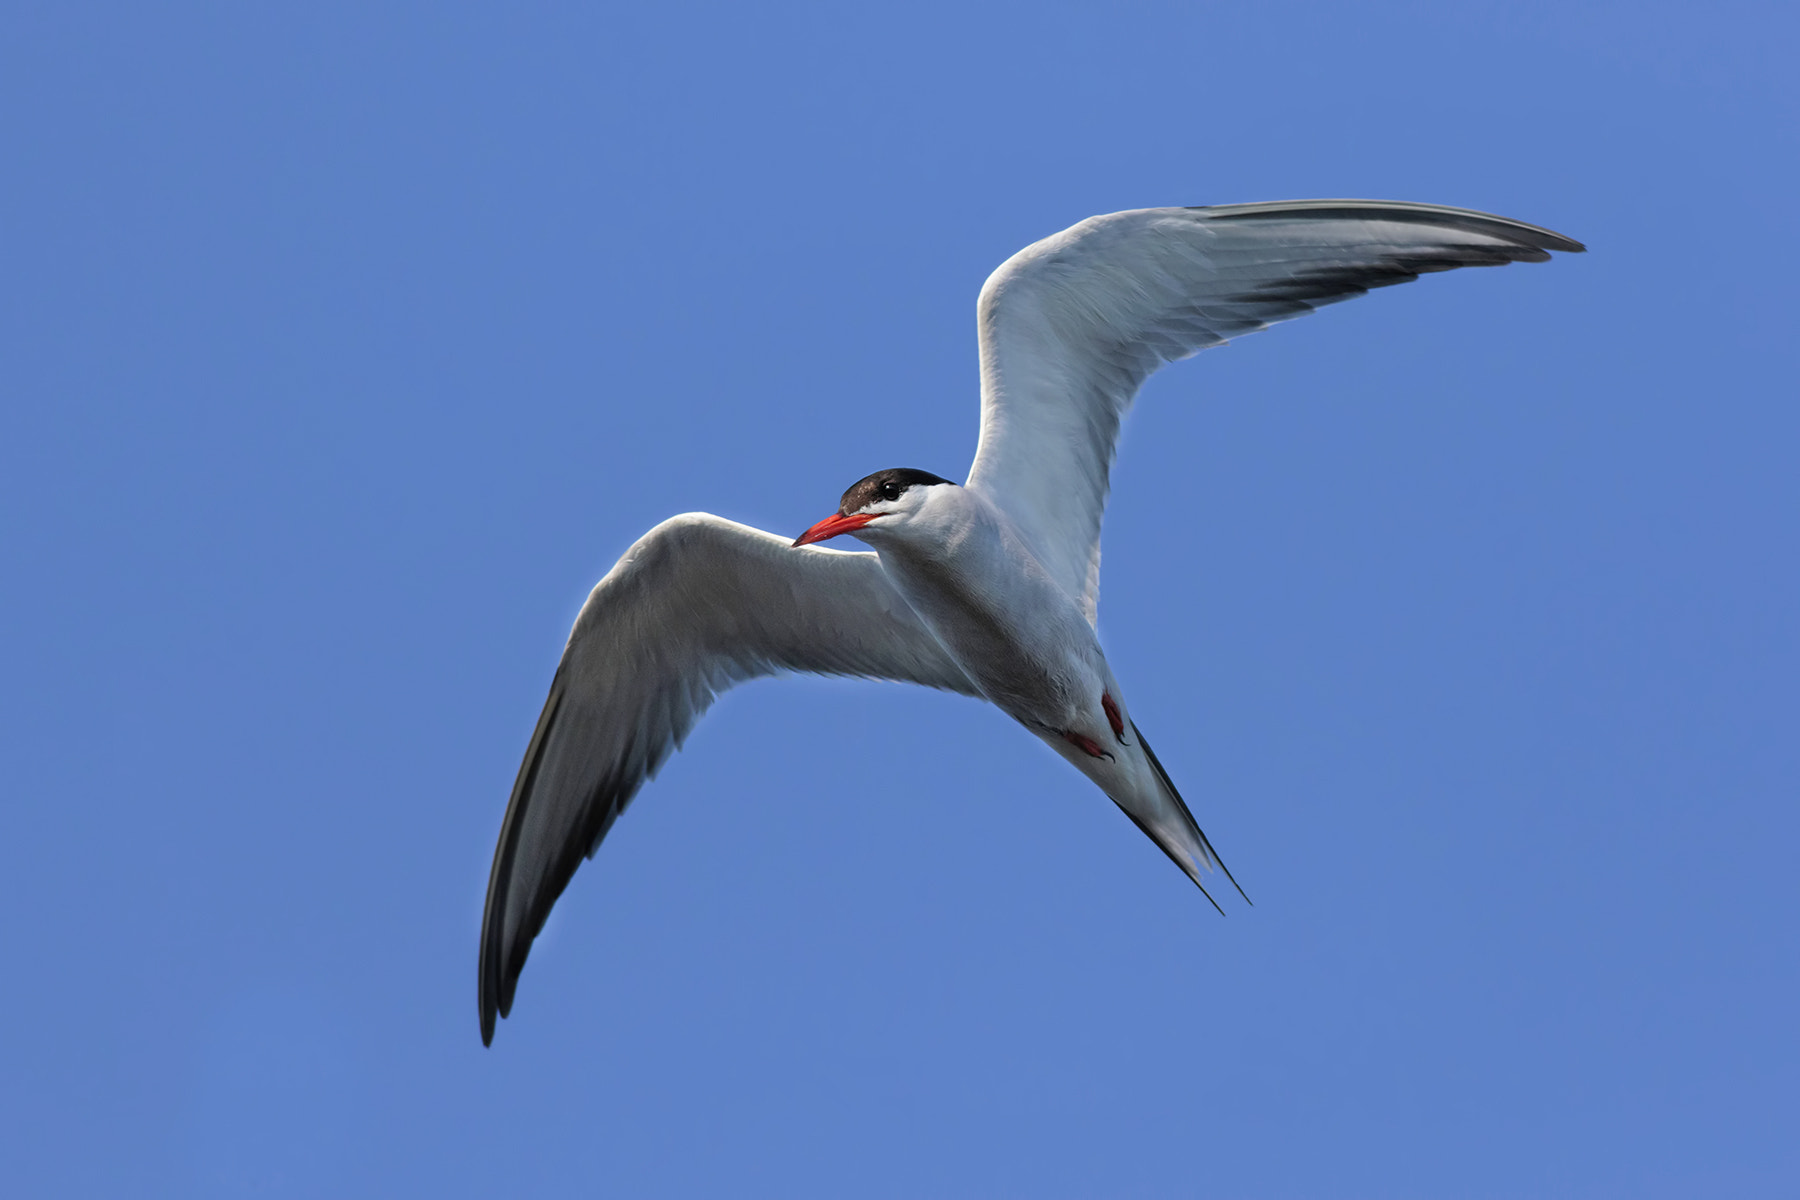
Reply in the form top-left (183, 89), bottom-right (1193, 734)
top-left (480, 513), bottom-right (977, 1043)
top-left (966, 200), bottom-right (1585, 621)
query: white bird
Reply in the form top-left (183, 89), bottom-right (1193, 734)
top-left (479, 199), bottom-right (1583, 1044)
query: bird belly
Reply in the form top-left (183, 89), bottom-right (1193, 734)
top-left (875, 544), bottom-right (1102, 733)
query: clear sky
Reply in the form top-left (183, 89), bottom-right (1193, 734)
top-left (3, 2), bottom-right (1795, 1196)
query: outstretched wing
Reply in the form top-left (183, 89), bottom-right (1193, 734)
top-left (966, 200), bottom-right (1585, 622)
top-left (480, 513), bottom-right (977, 1044)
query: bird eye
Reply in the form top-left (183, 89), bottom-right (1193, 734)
top-left (880, 482), bottom-right (900, 501)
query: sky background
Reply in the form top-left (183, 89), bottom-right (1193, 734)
top-left (3, 2), bottom-right (1796, 1197)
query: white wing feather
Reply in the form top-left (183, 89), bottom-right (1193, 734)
top-left (966, 200), bottom-right (1585, 621)
top-left (479, 513), bottom-right (977, 1042)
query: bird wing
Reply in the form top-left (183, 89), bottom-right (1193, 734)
top-left (965, 200), bottom-right (1585, 622)
top-left (480, 512), bottom-right (978, 1043)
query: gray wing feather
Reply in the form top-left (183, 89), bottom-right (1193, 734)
top-left (479, 513), bottom-right (976, 1043)
top-left (966, 200), bottom-right (1585, 621)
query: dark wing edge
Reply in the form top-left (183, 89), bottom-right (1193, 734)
top-left (1195, 198), bottom-right (1586, 255)
top-left (480, 669), bottom-right (573, 1045)
top-left (1198, 199), bottom-right (1586, 308)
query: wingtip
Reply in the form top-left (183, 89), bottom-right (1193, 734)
top-left (478, 675), bottom-right (571, 1052)
top-left (1192, 198), bottom-right (1586, 258)
top-left (478, 960), bottom-right (522, 1046)
top-left (479, 963), bottom-right (499, 1045)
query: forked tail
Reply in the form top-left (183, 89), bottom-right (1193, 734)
top-left (1114, 721), bottom-right (1252, 914)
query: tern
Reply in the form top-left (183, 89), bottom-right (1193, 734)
top-left (479, 199), bottom-right (1583, 1044)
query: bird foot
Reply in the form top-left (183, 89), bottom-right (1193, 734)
top-left (1061, 730), bottom-right (1114, 761)
top-left (1101, 692), bottom-right (1129, 744)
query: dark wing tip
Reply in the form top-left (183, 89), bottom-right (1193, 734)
top-left (479, 673), bottom-right (570, 1046)
top-left (1190, 198), bottom-right (1586, 256)
top-left (478, 670), bottom-right (655, 1045)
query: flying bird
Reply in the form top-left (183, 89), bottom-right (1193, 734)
top-left (479, 199), bottom-right (1584, 1044)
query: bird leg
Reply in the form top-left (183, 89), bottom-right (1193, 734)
top-left (1061, 729), bottom-right (1114, 762)
top-left (1102, 692), bottom-right (1129, 745)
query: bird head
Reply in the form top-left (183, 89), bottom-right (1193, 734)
top-left (792, 468), bottom-right (956, 547)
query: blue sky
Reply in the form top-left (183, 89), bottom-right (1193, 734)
top-left (3, 2), bottom-right (1795, 1196)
